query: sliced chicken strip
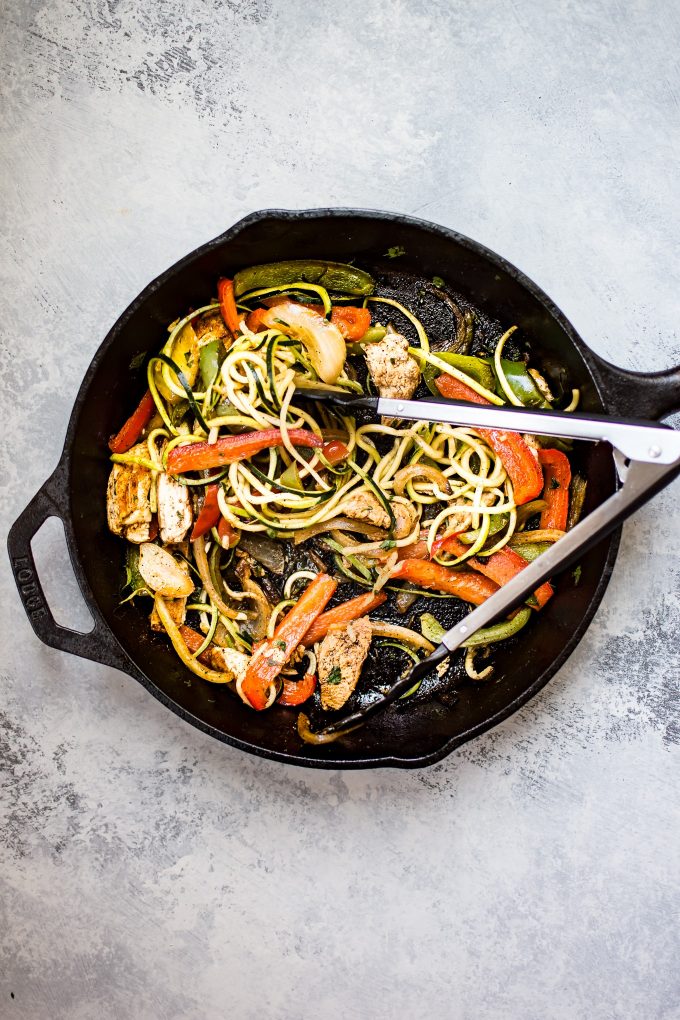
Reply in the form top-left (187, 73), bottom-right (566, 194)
top-left (106, 443), bottom-right (152, 537)
top-left (365, 330), bottom-right (420, 401)
top-left (157, 472), bottom-right (193, 544)
top-left (318, 617), bottom-right (372, 711)
top-left (340, 491), bottom-right (390, 530)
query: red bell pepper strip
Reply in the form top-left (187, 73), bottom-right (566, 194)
top-left (217, 516), bottom-right (239, 549)
top-left (302, 591), bottom-right (387, 647)
top-left (538, 448), bottom-right (572, 530)
top-left (305, 305), bottom-right (371, 340)
top-left (390, 559), bottom-right (499, 605)
top-left (435, 374), bottom-right (544, 505)
top-left (278, 673), bottom-right (317, 706)
top-left (242, 573), bottom-right (338, 710)
top-left (217, 278), bottom-right (242, 337)
top-left (190, 484), bottom-right (221, 541)
top-left (247, 303), bottom-right (371, 340)
top-left (108, 389), bottom-right (156, 454)
top-left (397, 538), bottom-right (429, 560)
top-left (440, 536), bottom-right (553, 610)
top-left (167, 428), bottom-right (323, 473)
top-left (322, 439), bottom-right (350, 465)
top-left (179, 625), bottom-right (215, 667)
top-left (245, 308), bottom-right (269, 332)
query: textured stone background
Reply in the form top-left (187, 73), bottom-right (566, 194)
top-left (1, 1), bottom-right (679, 1018)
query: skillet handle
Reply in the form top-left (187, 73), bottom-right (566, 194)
top-left (7, 464), bottom-right (135, 673)
top-left (592, 357), bottom-right (680, 420)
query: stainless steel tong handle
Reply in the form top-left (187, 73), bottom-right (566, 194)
top-left (307, 403), bottom-right (680, 741)
top-left (377, 397), bottom-right (680, 465)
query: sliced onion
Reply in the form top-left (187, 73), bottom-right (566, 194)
top-left (292, 516), bottom-right (388, 545)
top-left (515, 499), bottom-right (548, 527)
top-left (464, 647), bottom-right (493, 681)
top-left (154, 596), bottom-right (237, 684)
top-left (238, 533), bottom-right (285, 574)
top-left (234, 555), bottom-right (272, 640)
top-left (510, 529), bottom-right (565, 545)
top-left (369, 620), bottom-right (435, 653)
top-left (192, 535), bottom-right (241, 620)
top-left (394, 589), bottom-right (420, 614)
top-left (393, 464), bottom-right (450, 497)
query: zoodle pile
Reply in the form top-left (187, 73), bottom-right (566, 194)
top-left (106, 259), bottom-right (586, 731)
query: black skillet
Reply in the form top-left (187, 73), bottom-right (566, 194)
top-left (8, 210), bottom-right (680, 769)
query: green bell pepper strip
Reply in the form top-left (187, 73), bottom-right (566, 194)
top-left (421, 351), bottom-right (497, 397)
top-left (493, 360), bottom-right (550, 407)
top-left (509, 542), bottom-right (552, 562)
top-left (567, 475), bottom-right (588, 530)
top-left (420, 607), bottom-right (532, 648)
top-left (121, 546), bottom-right (152, 602)
top-left (233, 260), bottom-right (375, 298)
top-left (199, 340), bottom-right (221, 391)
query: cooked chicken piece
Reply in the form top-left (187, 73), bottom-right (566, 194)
top-left (150, 597), bottom-right (187, 632)
top-left (157, 472), bottom-right (193, 544)
top-left (392, 498), bottom-right (419, 538)
top-left (318, 617), bottom-right (372, 711)
top-left (125, 521), bottom-right (154, 544)
top-left (107, 444), bottom-right (152, 538)
top-left (340, 491), bottom-right (390, 530)
top-left (139, 544), bottom-right (194, 597)
top-left (194, 309), bottom-right (230, 346)
top-left (528, 367), bottom-right (554, 403)
top-left (522, 434), bottom-right (541, 460)
top-left (205, 645), bottom-right (250, 684)
top-left (365, 330), bottom-right (420, 401)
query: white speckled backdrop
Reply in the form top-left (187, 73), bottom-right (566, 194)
top-left (1, 1), bottom-right (679, 1017)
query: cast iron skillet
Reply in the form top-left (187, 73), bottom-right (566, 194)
top-left (8, 210), bottom-right (680, 769)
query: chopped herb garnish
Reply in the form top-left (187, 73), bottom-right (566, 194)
top-left (129, 351), bottom-right (146, 370)
top-left (572, 565), bottom-right (582, 585)
top-left (275, 639), bottom-right (287, 651)
top-left (326, 665), bottom-right (342, 685)
top-left (385, 245), bottom-right (406, 258)
top-left (380, 539), bottom-right (396, 550)
top-left (432, 275), bottom-right (445, 288)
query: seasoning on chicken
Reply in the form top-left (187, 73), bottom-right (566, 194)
top-left (365, 330), bottom-right (420, 401)
top-left (106, 444), bottom-right (152, 542)
top-left (317, 617), bottom-right (372, 711)
top-left (340, 491), bottom-right (390, 529)
top-left (150, 597), bottom-right (187, 632)
top-left (205, 645), bottom-right (250, 684)
top-left (528, 367), bottom-right (554, 403)
top-left (156, 472), bottom-right (193, 544)
top-left (194, 309), bottom-right (230, 346)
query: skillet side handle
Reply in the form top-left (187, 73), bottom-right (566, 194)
top-left (7, 466), bottom-right (134, 673)
top-left (593, 358), bottom-right (680, 420)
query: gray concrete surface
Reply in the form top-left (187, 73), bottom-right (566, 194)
top-left (1, 1), bottom-right (679, 1017)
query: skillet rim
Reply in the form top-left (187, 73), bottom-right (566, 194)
top-left (57, 207), bottom-right (622, 769)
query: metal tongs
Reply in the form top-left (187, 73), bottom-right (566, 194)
top-left (298, 390), bottom-right (680, 742)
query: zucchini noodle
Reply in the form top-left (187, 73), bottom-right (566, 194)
top-left (108, 264), bottom-right (576, 720)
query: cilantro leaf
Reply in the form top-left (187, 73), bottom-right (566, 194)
top-left (385, 245), bottom-right (406, 258)
top-left (432, 275), bottom-right (445, 288)
top-left (326, 665), bottom-right (342, 685)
